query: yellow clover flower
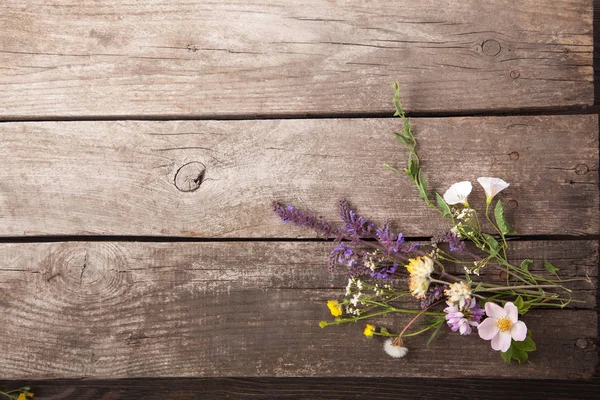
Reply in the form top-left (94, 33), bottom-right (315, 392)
top-left (363, 324), bottom-right (376, 337)
top-left (327, 300), bottom-right (343, 317)
top-left (406, 256), bottom-right (434, 299)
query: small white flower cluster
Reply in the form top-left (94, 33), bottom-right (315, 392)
top-left (345, 277), bottom-right (359, 295)
top-left (465, 260), bottom-right (483, 276)
top-left (454, 207), bottom-right (474, 221)
top-left (345, 305), bottom-right (362, 316)
top-left (344, 277), bottom-right (366, 316)
top-left (450, 225), bottom-right (463, 239)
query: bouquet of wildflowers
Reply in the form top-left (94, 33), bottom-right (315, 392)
top-left (272, 83), bottom-right (585, 363)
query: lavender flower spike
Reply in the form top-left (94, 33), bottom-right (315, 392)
top-left (339, 199), bottom-right (375, 239)
top-left (272, 201), bottom-right (336, 238)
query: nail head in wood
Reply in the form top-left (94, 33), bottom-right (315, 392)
top-left (482, 39), bottom-right (501, 56)
top-left (174, 162), bottom-right (206, 192)
top-left (575, 164), bottom-right (589, 175)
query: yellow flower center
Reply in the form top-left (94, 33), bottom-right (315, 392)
top-left (495, 316), bottom-right (513, 332)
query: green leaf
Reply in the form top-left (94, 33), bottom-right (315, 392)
top-left (520, 259), bottom-right (533, 273)
top-left (494, 200), bottom-right (516, 235)
top-left (418, 170), bottom-right (428, 193)
top-left (394, 132), bottom-right (412, 146)
top-left (519, 303), bottom-right (531, 315)
top-left (403, 119), bottom-right (413, 140)
top-left (513, 335), bottom-right (536, 352)
top-left (514, 295), bottom-right (524, 311)
top-left (482, 234), bottom-right (500, 257)
top-left (500, 331), bottom-right (536, 364)
top-left (426, 321), bottom-right (443, 348)
top-left (406, 154), bottom-right (417, 177)
top-left (500, 346), bottom-right (513, 363)
top-left (511, 347), bottom-right (529, 364)
top-left (436, 193), bottom-right (452, 217)
top-left (544, 261), bottom-right (560, 276)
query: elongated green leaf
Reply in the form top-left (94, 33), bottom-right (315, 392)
top-left (494, 200), bottom-right (516, 235)
top-left (436, 193), bottom-right (452, 217)
top-left (426, 321), bottom-right (443, 348)
top-left (394, 132), bottom-right (412, 146)
top-left (482, 234), bottom-right (500, 257)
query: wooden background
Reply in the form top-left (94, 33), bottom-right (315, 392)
top-left (0, 0), bottom-right (599, 398)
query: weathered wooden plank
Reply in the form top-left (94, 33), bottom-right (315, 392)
top-left (0, 115), bottom-right (597, 237)
top-left (0, 241), bottom-right (596, 379)
top-left (2, 377), bottom-right (600, 400)
top-left (0, 0), bottom-right (592, 118)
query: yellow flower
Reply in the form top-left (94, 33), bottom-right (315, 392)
top-left (363, 324), bottom-right (376, 337)
top-left (28, 393), bottom-right (34, 399)
top-left (406, 256), bottom-right (434, 277)
top-left (406, 256), bottom-right (434, 299)
top-left (327, 300), bottom-right (343, 317)
top-left (17, 394), bottom-right (27, 400)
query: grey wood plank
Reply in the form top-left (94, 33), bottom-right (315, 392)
top-left (0, 115), bottom-right (597, 237)
top-left (0, 0), bottom-right (593, 118)
top-left (0, 241), bottom-right (596, 379)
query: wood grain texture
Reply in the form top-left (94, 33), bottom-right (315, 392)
top-left (3, 378), bottom-right (600, 400)
top-left (0, 0), bottom-right (593, 118)
top-left (0, 115), bottom-right (597, 237)
top-left (0, 241), bottom-right (596, 379)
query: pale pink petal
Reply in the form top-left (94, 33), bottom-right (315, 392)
top-left (491, 331), bottom-right (512, 352)
top-left (459, 323), bottom-right (468, 335)
top-left (504, 302), bottom-right (519, 323)
top-left (477, 318), bottom-right (499, 340)
top-left (485, 302), bottom-right (505, 319)
top-left (511, 321), bottom-right (527, 341)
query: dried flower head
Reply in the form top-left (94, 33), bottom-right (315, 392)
top-left (406, 256), bottom-right (434, 299)
top-left (444, 281), bottom-right (472, 308)
top-left (383, 337), bottom-right (408, 358)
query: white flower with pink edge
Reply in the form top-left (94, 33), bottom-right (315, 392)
top-left (477, 301), bottom-right (527, 352)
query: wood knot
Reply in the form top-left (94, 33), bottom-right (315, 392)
top-left (509, 70), bottom-right (520, 79)
top-left (508, 151), bottom-right (520, 160)
top-left (174, 162), bottom-right (206, 192)
top-left (575, 338), bottom-right (589, 349)
top-left (507, 199), bottom-right (518, 209)
top-left (482, 39), bottom-right (501, 56)
top-left (574, 164), bottom-right (589, 175)
top-left (41, 243), bottom-right (128, 304)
